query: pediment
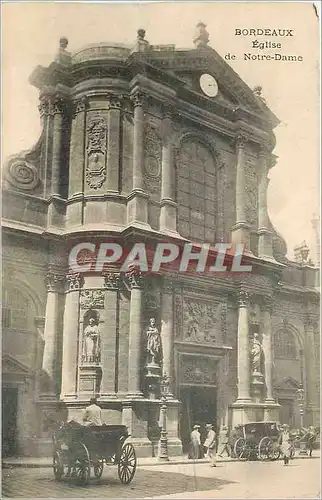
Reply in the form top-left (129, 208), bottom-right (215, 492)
top-left (2, 355), bottom-right (33, 377)
top-left (144, 47), bottom-right (279, 127)
top-left (275, 377), bottom-right (301, 391)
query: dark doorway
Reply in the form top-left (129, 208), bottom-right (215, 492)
top-left (278, 398), bottom-right (295, 427)
top-left (179, 386), bottom-right (217, 453)
top-left (2, 387), bottom-right (18, 457)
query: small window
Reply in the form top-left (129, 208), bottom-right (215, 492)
top-left (273, 328), bottom-right (297, 359)
top-left (2, 288), bottom-right (29, 330)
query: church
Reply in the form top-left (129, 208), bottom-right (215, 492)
top-left (2, 24), bottom-right (320, 457)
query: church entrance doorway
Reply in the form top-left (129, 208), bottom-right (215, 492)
top-left (179, 385), bottom-right (217, 453)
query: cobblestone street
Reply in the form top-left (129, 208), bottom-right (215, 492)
top-left (2, 457), bottom-right (320, 499)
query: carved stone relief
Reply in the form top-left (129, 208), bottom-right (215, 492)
top-left (80, 290), bottom-right (105, 309)
top-left (245, 157), bottom-right (258, 227)
top-left (180, 354), bottom-right (217, 385)
top-left (144, 124), bottom-right (161, 195)
top-left (181, 298), bottom-right (226, 344)
top-left (6, 160), bottom-right (39, 191)
top-left (86, 116), bottom-right (107, 189)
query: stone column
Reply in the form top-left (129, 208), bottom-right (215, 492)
top-left (100, 273), bottom-right (121, 397)
top-left (160, 280), bottom-right (174, 397)
top-left (261, 296), bottom-right (275, 402)
top-left (51, 99), bottom-right (64, 196)
top-left (304, 316), bottom-right (318, 423)
top-left (236, 289), bottom-right (251, 402)
top-left (160, 107), bottom-right (177, 234)
top-left (38, 95), bottom-right (54, 197)
top-left (127, 91), bottom-right (149, 227)
top-left (258, 147), bottom-right (273, 259)
top-left (106, 95), bottom-right (121, 192)
top-left (42, 273), bottom-right (63, 395)
top-left (60, 274), bottom-right (83, 400)
top-left (232, 135), bottom-right (250, 249)
top-left (126, 269), bottom-right (144, 398)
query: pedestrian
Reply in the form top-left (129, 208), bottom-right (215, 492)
top-left (82, 397), bottom-right (102, 426)
top-left (189, 424), bottom-right (201, 459)
top-left (306, 426), bottom-right (316, 457)
top-left (218, 425), bottom-right (230, 457)
top-left (279, 424), bottom-right (291, 465)
top-left (204, 423), bottom-right (217, 467)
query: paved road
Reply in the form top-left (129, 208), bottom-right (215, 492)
top-left (2, 458), bottom-right (320, 499)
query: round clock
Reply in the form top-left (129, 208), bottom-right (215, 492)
top-left (199, 73), bottom-right (218, 97)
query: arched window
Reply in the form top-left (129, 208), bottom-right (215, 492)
top-left (273, 327), bottom-right (298, 360)
top-left (2, 287), bottom-right (30, 330)
top-left (177, 139), bottom-right (217, 243)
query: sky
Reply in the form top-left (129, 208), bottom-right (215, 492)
top-left (2, 2), bottom-right (320, 262)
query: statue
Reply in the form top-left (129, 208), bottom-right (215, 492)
top-left (250, 333), bottom-right (263, 373)
top-left (146, 318), bottom-right (162, 366)
top-left (83, 317), bottom-right (101, 363)
top-left (55, 37), bottom-right (71, 66)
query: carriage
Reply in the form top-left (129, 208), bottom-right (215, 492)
top-left (233, 421), bottom-right (281, 461)
top-left (52, 421), bottom-right (137, 486)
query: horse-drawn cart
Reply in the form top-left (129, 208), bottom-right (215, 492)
top-left (52, 422), bottom-right (136, 486)
top-left (233, 421), bottom-right (281, 461)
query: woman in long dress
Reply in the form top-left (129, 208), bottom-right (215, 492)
top-left (279, 424), bottom-right (291, 465)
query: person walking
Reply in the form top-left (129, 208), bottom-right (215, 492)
top-left (279, 424), bottom-right (291, 465)
top-left (189, 424), bottom-right (202, 459)
top-left (306, 426), bottom-right (316, 457)
top-left (218, 425), bottom-right (230, 457)
top-left (204, 423), bottom-right (217, 467)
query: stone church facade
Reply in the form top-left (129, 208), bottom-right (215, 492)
top-left (2, 25), bottom-right (320, 457)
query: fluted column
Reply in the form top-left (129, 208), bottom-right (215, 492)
top-left (60, 274), bottom-right (83, 400)
top-left (127, 91), bottom-right (149, 227)
top-left (160, 107), bottom-right (177, 234)
top-left (304, 316), bottom-right (318, 422)
top-left (38, 95), bottom-right (54, 197)
top-left (42, 273), bottom-right (64, 395)
top-left (107, 95), bottom-right (121, 192)
top-left (161, 280), bottom-right (174, 397)
top-left (232, 135), bottom-right (250, 249)
top-left (100, 273), bottom-right (121, 397)
top-left (126, 269), bottom-right (144, 398)
top-left (51, 99), bottom-right (64, 196)
top-left (258, 147), bottom-right (273, 259)
top-left (236, 289), bottom-right (251, 402)
top-left (261, 296), bottom-right (275, 402)
top-left (69, 98), bottom-right (87, 197)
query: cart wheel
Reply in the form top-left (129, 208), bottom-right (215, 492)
top-left (234, 438), bottom-right (246, 460)
top-left (53, 451), bottom-right (64, 481)
top-left (258, 437), bottom-right (271, 461)
top-left (94, 460), bottom-right (104, 478)
top-left (118, 443), bottom-right (137, 484)
top-left (77, 463), bottom-right (90, 486)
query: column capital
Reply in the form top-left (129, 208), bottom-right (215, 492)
top-left (126, 269), bottom-right (144, 289)
top-left (304, 314), bottom-right (318, 331)
top-left (104, 272), bottom-right (122, 290)
top-left (162, 103), bottom-right (175, 121)
top-left (130, 90), bottom-right (145, 108)
top-left (106, 94), bottom-right (122, 110)
top-left (163, 278), bottom-right (175, 294)
top-left (66, 273), bottom-right (84, 291)
top-left (73, 96), bottom-right (88, 116)
top-left (52, 97), bottom-right (66, 116)
top-left (261, 295), bottom-right (274, 312)
top-left (46, 273), bottom-right (65, 292)
top-left (237, 289), bottom-right (251, 307)
top-left (234, 134), bottom-right (248, 151)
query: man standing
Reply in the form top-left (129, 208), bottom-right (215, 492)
top-left (218, 425), bottom-right (230, 457)
top-left (83, 398), bottom-right (102, 426)
top-left (189, 424), bottom-right (201, 459)
top-left (204, 423), bottom-right (217, 467)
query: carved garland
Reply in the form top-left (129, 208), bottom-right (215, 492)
top-left (244, 158), bottom-right (258, 227)
top-left (144, 124), bottom-right (162, 194)
top-left (86, 116), bottom-right (107, 189)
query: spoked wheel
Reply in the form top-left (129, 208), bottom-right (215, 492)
top-left (93, 460), bottom-right (104, 478)
top-left (258, 437), bottom-right (272, 461)
top-left (118, 443), bottom-right (137, 484)
top-left (75, 442), bottom-right (91, 486)
top-left (268, 444), bottom-right (281, 461)
top-left (234, 438), bottom-right (247, 460)
top-left (53, 451), bottom-right (64, 481)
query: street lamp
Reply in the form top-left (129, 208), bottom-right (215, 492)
top-left (296, 385), bottom-right (308, 455)
top-left (158, 374), bottom-right (170, 461)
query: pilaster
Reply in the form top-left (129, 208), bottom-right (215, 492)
top-left (231, 135), bottom-right (251, 249)
top-left (261, 296), bottom-right (275, 403)
top-left (160, 279), bottom-right (175, 397)
top-left (235, 289), bottom-right (251, 402)
top-left (106, 94), bottom-right (121, 193)
top-left (257, 147), bottom-right (274, 259)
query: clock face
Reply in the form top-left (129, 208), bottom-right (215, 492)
top-left (199, 74), bottom-right (218, 97)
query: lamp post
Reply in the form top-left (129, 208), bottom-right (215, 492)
top-left (158, 374), bottom-right (170, 461)
top-left (296, 385), bottom-right (308, 455)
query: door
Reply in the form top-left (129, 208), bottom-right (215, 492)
top-left (2, 388), bottom-right (18, 457)
top-left (278, 398), bottom-right (294, 426)
top-left (179, 386), bottom-right (217, 452)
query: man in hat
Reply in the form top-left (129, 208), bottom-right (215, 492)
top-left (83, 397), bottom-right (102, 426)
top-left (204, 423), bottom-right (217, 467)
top-left (218, 425), bottom-right (230, 457)
top-left (279, 424), bottom-right (291, 465)
top-left (189, 424), bottom-right (202, 459)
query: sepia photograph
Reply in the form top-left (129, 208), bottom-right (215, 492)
top-left (1, 2), bottom-right (320, 498)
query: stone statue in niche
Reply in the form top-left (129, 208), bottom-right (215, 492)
top-left (250, 333), bottom-right (263, 374)
top-left (82, 311), bottom-right (101, 364)
top-left (146, 318), bottom-right (162, 366)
